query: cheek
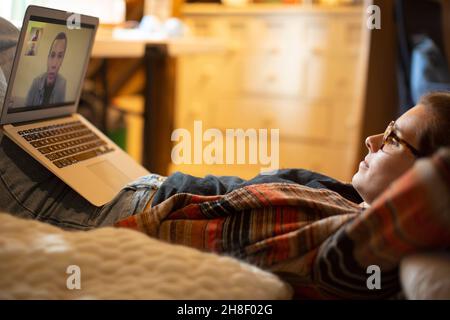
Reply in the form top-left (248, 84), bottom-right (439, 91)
top-left (370, 154), bottom-right (414, 182)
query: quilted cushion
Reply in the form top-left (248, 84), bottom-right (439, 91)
top-left (0, 213), bottom-right (292, 299)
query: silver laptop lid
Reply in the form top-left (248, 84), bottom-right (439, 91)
top-left (0, 5), bottom-right (98, 125)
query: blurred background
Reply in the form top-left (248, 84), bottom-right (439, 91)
top-left (1, 0), bottom-right (449, 181)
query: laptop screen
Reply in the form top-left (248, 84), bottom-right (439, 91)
top-left (7, 15), bottom-right (95, 114)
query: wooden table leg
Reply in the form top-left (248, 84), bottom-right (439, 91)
top-left (143, 44), bottom-right (176, 175)
top-left (100, 58), bottom-right (109, 133)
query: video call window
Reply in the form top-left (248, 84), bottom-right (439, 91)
top-left (7, 16), bottom-right (94, 113)
top-left (25, 27), bottom-right (43, 56)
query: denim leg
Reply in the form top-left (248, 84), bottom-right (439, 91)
top-left (0, 131), bottom-right (165, 230)
top-left (91, 174), bottom-right (166, 228)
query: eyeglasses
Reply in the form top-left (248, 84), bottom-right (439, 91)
top-left (380, 121), bottom-right (422, 158)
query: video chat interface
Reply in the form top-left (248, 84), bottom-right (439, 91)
top-left (7, 15), bottom-right (95, 114)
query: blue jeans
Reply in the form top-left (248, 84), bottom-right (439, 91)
top-left (0, 131), bottom-right (165, 230)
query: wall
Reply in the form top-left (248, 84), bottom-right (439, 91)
top-left (358, 0), bottom-right (398, 161)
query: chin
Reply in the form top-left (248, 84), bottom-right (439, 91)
top-left (351, 171), bottom-right (366, 199)
top-left (351, 170), bottom-right (361, 187)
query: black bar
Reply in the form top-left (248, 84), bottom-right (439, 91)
top-left (30, 15), bottom-right (95, 29)
top-left (7, 102), bottom-right (75, 114)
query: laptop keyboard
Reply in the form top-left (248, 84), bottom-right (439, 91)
top-left (18, 121), bottom-right (114, 168)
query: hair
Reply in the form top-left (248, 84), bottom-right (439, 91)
top-left (418, 91), bottom-right (450, 156)
top-left (48, 32), bottom-right (67, 56)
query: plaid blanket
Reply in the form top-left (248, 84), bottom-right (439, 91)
top-left (116, 148), bottom-right (450, 299)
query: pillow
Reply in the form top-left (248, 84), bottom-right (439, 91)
top-left (0, 213), bottom-right (292, 299)
top-left (400, 252), bottom-right (450, 300)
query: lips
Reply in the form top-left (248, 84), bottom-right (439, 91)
top-left (364, 157), bottom-right (370, 168)
top-left (359, 157), bottom-right (369, 170)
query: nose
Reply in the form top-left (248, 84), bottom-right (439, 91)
top-left (365, 134), bottom-right (383, 153)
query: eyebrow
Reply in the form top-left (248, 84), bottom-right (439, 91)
top-left (392, 123), bottom-right (403, 138)
top-left (393, 122), bottom-right (420, 151)
top-left (393, 123), bottom-right (410, 140)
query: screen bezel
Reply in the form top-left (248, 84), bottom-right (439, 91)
top-left (0, 5), bottom-right (98, 125)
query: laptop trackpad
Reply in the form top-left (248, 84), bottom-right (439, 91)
top-left (87, 161), bottom-right (131, 190)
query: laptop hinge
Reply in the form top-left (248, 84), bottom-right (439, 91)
top-left (10, 114), bottom-right (75, 127)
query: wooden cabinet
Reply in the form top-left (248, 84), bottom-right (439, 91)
top-left (171, 4), bottom-right (369, 182)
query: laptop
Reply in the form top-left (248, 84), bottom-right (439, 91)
top-left (0, 5), bottom-right (149, 206)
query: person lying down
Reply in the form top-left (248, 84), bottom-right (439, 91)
top-left (111, 92), bottom-right (450, 299)
top-left (116, 147), bottom-right (450, 299)
top-left (2, 89), bottom-right (449, 298)
top-left (1, 17), bottom-right (449, 299)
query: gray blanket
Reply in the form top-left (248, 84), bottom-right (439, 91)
top-left (0, 17), bottom-right (19, 78)
top-left (0, 17), bottom-right (19, 110)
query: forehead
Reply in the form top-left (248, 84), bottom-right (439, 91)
top-left (50, 39), bottom-right (66, 52)
top-left (394, 104), bottom-right (429, 147)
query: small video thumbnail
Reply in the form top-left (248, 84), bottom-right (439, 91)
top-left (24, 27), bottom-right (43, 56)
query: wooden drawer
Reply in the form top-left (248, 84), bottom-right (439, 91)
top-left (208, 98), bottom-right (330, 141)
top-left (209, 98), bottom-right (276, 130)
top-left (330, 55), bottom-right (359, 98)
top-left (177, 52), bottom-right (243, 99)
top-left (185, 17), bottom-right (221, 37)
top-left (174, 97), bottom-right (219, 130)
top-left (335, 17), bottom-right (363, 55)
top-left (177, 55), bottom-right (221, 98)
top-left (272, 100), bottom-right (331, 140)
top-left (329, 100), bottom-right (360, 145)
top-left (241, 53), bottom-right (301, 97)
top-left (224, 17), bottom-right (254, 50)
top-left (279, 141), bottom-right (357, 182)
top-left (279, 141), bottom-right (329, 173)
top-left (185, 17), bottom-right (254, 51)
top-left (250, 17), bottom-right (301, 52)
top-left (302, 17), bottom-right (334, 53)
top-left (298, 53), bottom-right (334, 101)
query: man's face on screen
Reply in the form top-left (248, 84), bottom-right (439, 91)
top-left (46, 39), bottom-right (66, 85)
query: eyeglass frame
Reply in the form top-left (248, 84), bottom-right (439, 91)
top-left (380, 121), bottom-right (423, 158)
